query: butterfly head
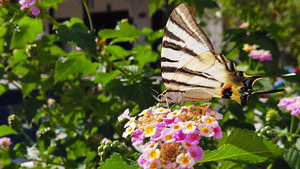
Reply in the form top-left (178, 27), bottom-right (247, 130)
top-left (230, 73), bottom-right (293, 105)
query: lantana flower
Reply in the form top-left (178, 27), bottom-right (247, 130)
top-left (0, 137), bottom-right (12, 149)
top-left (278, 97), bottom-right (300, 116)
top-left (248, 49), bottom-right (272, 61)
top-left (242, 44), bottom-right (259, 52)
top-left (239, 22), bottom-right (249, 29)
top-left (118, 104), bottom-right (223, 168)
top-left (19, 0), bottom-right (40, 16)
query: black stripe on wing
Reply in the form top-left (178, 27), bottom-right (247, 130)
top-left (176, 67), bottom-right (219, 82)
top-left (169, 4), bottom-right (214, 51)
top-left (162, 41), bottom-right (197, 57)
top-left (161, 57), bottom-right (178, 63)
top-left (164, 79), bottom-right (216, 89)
top-left (164, 28), bottom-right (185, 42)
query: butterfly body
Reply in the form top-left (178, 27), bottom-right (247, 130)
top-left (159, 3), bottom-right (288, 105)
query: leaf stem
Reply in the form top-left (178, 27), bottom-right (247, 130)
top-left (20, 129), bottom-right (34, 144)
top-left (289, 115), bottom-right (294, 135)
top-left (41, 12), bottom-right (61, 27)
top-left (293, 117), bottom-right (300, 137)
top-left (82, 0), bottom-right (94, 30)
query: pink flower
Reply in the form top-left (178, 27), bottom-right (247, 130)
top-left (131, 129), bottom-right (145, 146)
top-left (138, 155), bottom-right (147, 168)
top-left (186, 130), bottom-right (200, 145)
top-left (174, 129), bottom-right (186, 143)
top-left (239, 22), bottom-right (249, 29)
top-left (278, 97), bottom-right (300, 116)
top-left (165, 162), bottom-right (176, 169)
top-left (181, 141), bottom-right (193, 150)
top-left (150, 129), bottom-right (162, 141)
top-left (287, 100), bottom-right (300, 116)
top-left (278, 97), bottom-right (297, 107)
top-left (213, 126), bottom-right (223, 139)
top-left (161, 128), bottom-right (175, 143)
top-left (30, 6), bottom-right (40, 16)
top-left (19, 0), bottom-right (35, 10)
top-left (187, 145), bottom-right (204, 162)
top-left (118, 109), bottom-right (131, 121)
top-left (145, 159), bottom-right (161, 169)
top-left (0, 137), bottom-right (12, 149)
top-left (248, 49), bottom-right (272, 61)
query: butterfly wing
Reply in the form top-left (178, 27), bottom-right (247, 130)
top-left (161, 3), bottom-right (214, 90)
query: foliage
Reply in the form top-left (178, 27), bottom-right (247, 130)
top-left (0, 0), bottom-right (299, 168)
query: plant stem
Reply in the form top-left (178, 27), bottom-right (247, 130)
top-left (254, 61), bottom-right (260, 73)
top-left (20, 129), bottom-right (34, 144)
top-left (42, 12), bottom-right (61, 27)
top-left (293, 117), bottom-right (300, 137)
top-left (82, 0), bottom-right (93, 30)
top-left (290, 115), bottom-right (294, 135)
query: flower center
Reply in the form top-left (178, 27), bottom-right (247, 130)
top-left (186, 123), bottom-right (193, 129)
top-left (181, 156), bottom-right (189, 164)
top-left (150, 162), bottom-right (158, 168)
top-left (166, 135), bottom-right (173, 140)
top-left (149, 150), bottom-right (158, 159)
top-left (202, 127), bottom-right (209, 134)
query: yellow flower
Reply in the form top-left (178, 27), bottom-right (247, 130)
top-left (243, 44), bottom-right (259, 52)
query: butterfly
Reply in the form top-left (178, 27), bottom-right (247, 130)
top-left (158, 2), bottom-right (293, 105)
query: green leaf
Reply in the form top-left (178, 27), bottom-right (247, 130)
top-left (144, 28), bottom-right (164, 44)
top-left (95, 70), bottom-right (121, 85)
top-left (98, 22), bottom-right (142, 41)
top-left (98, 153), bottom-right (138, 169)
top-left (201, 128), bottom-right (288, 163)
top-left (106, 45), bottom-right (132, 60)
top-left (23, 98), bottom-right (45, 122)
top-left (219, 161), bottom-right (242, 169)
top-left (40, 0), bottom-right (65, 10)
top-left (10, 17), bottom-right (43, 49)
top-left (0, 125), bottom-right (18, 137)
top-left (57, 23), bottom-right (97, 56)
top-left (54, 51), bottom-right (98, 83)
top-left (0, 84), bottom-right (7, 96)
top-left (149, 0), bottom-right (164, 17)
top-left (283, 138), bottom-right (300, 169)
top-left (134, 50), bottom-right (159, 68)
top-left (9, 49), bottom-right (27, 68)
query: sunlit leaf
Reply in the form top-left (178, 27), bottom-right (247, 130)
top-left (95, 70), bottom-right (121, 85)
top-left (10, 16), bottom-right (43, 49)
top-left (201, 128), bottom-right (287, 163)
top-left (98, 22), bottom-right (142, 41)
top-left (98, 153), bottom-right (138, 169)
top-left (57, 23), bottom-right (97, 56)
top-left (0, 125), bottom-right (18, 137)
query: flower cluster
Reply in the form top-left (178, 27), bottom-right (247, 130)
top-left (278, 97), bottom-right (300, 116)
top-left (19, 0), bottom-right (40, 16)
top-left (119, 104), bottom-right (223, 169)
top-left (239, 22), bottom-right (249, 29)
top-left (0, 137), bottom-right (12, 149)
top-left (242, 44), bottom-right (272, 62)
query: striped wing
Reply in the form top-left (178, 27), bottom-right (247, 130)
top-left (161, 2), bottom-right (214, 90)
top-left (160, 3), bottom-right (228, 102)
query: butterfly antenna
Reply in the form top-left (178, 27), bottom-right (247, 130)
top-left (267, 72), bottom-right (296, 78)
